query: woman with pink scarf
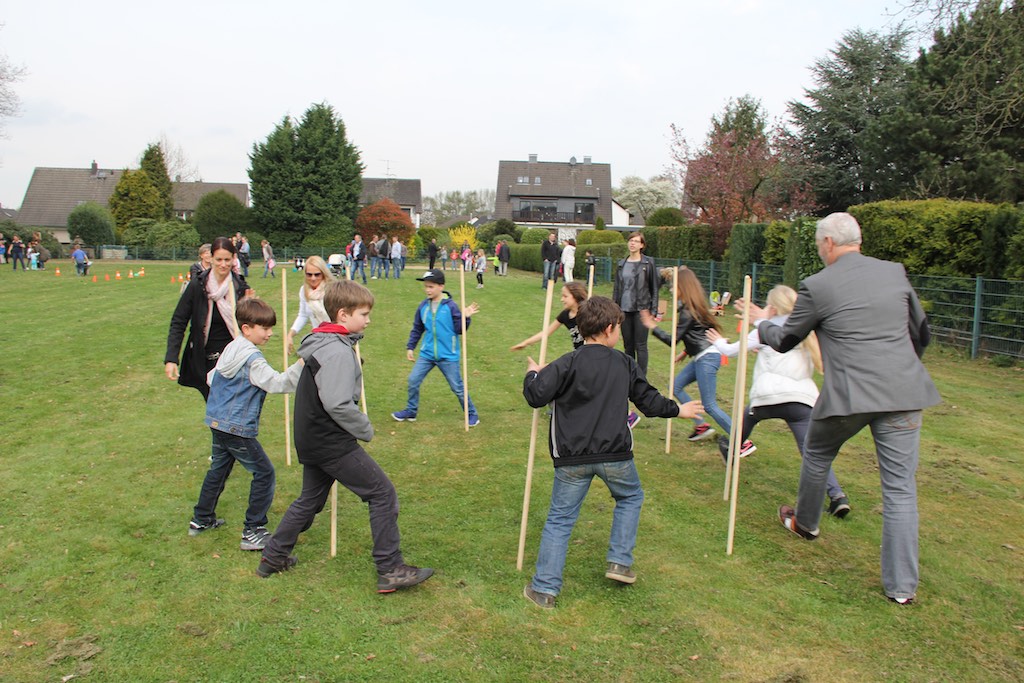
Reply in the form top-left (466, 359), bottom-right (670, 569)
top-left (285, 255), bottom-right (336, 354)
top-left (165, 236), bottom-right (251, 400)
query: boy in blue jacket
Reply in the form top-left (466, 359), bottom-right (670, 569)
top-left (189, 297), bottom-right (303, 551)
top-left (392, 269), bottom-right (481, 426)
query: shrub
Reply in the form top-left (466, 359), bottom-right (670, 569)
top-left (302, 218), bottom-right (353, 252)
top-left (576, 230), bottom-right (625, 246)
top-left (67, 202), bottom-right (116, 246)
top-left (726, 223), bottom-right (767, 293)
top-left (646, 207), bottom-right (686, 227)
top-left (595, 216), bottom-right (606, 230)
top-left (782, 216), bottom-right (821, 287)
top-left (521, 228), bottom-right (551, 244)
top-left (493, 218), bottom-right (521, 242)
top-left (447, 225), bottom-right (477, 251)
top-left (145, 220), bottom-right (200, 249)
top-left (416, 226), bottom-right (444, 247)
top-left (121, 218), bottom-right (158, 247)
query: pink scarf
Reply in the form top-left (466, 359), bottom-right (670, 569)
top-left (204, 272), bottom-right (239, 343)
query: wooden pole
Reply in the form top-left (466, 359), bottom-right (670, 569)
top-left (726, 276), bottom-right (752, 556)
top-left (516, 281), bottom-right (557, 571)
top-left (332, 344), bottom-right (368, 558)
top-left (723, 276), bottom-right (752, 500)
top-left (459, 266), bottom-right (470, 431)
top-left (587, 264), bottom-right (595, 298)
top-left (665, 267), bottom-right (679, 453)
top-left (281, 267), bottom-right (291, 467)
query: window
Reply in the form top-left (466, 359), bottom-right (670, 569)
top-left (517, 176), bottom-right (529, 184)
top-left (534, 177), bottom-right (541, 185)
top-left (585, 179), bottom-right (592, 186)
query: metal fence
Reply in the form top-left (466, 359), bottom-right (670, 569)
top-left (589, 257), bottom-right (1023, 360)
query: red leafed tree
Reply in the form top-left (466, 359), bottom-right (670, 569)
top-left (354, 198), bottom-right (414, 241)
top-left (671, 96), bottom-right (816, 255)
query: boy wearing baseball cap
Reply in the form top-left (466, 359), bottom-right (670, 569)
top-left (392, 270), bottom-right (481, 426)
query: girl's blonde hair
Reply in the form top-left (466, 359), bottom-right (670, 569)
top-left (674, 267), bottom-right (720, 332)
top-left (302, 255), bottom-right (336, 297)
top-left (766, 284), bottom-right (822, 373)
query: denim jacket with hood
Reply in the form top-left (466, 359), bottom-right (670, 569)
top-left (205, 336), bottom-right (303, 437)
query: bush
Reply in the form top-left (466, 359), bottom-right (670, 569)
top-left (595, 216), bottom-right (606, 230)
top-left (67, 202), bottom-right (116, 246)
top-left (508, 243), bottom-right (543, 272)
top-left (576, 230), bottom-right (625, 246)
top-left (521, 228), bottom-right (551, 244)
top-left (146, 221), bottom-right (200, 250)
top-left (302, 218), bottom-right (353, 252)
top-left (416, 226), bottom-right (444, 248)
top-left (193, 190), bottom-right (252, 244)
top-left (783, 216), bottom-right (822, 287)
top-left (121, 218), bottom-right (158, 247)
top-left (726, 223), bottom-right (767, 293)
top-left (493, 218), bottom-right (521, 242)
top-left (642, 225), bottom-right (714, 260)
top-left (646, 207), bottom-right (686, 227)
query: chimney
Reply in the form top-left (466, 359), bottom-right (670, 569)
top-left (528, 154), bottom-right (538, 163)
top-left (583, 156), bottom-right (592, 165)
top-left (91, 160), bottom-right (98, 175)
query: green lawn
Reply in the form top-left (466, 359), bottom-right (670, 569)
top-left (1, 260), bottom-right (1021, 682)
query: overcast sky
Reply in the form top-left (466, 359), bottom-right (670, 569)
top-left (0, 0), bottom-right (913, 211)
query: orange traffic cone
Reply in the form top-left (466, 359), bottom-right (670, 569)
top-left (105, 274), bottom-right (110, 281)
top-left (171, 275), bottom-right (176, 284)
top-left (55, 267), bottom-right (61, 276)
top-left (178, 273), bottom-right (184, 282)
top-left (128, 270), bottom-right (134, 278)
top-left (139, 267), bottom-right (145, 277)
top-left (115, 271), bottom-right (122, 280)
top-left (92, 275), bottom-right (97, 282)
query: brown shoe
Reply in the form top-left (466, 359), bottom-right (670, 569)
top-left (605, 562), bottom-right (637, 584)
top-left (779, 505), bottom-right (819, 541)
top-left (523, 585), bottom-right (555, 609)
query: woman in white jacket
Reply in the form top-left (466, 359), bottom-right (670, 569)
top-left (286, 255), bottom-right (336, 354)
top-left (560, 238), bottom-right (576, 282)
top-left (707, 285), bottom-right (850, 518)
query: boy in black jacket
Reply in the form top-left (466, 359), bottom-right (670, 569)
top-left (521, 296), bottom-right (702, 608)
top-left (257, 280), bottom-right (433, 593)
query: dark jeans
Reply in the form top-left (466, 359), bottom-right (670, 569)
top-left (262, 445), bottom-right (404, 572)
top-left (11, 253), bottom-right (26, 270)
top-left (352, 259), bottom-right (366, 282)
top-left (194, 430), bottom-right (276, 530)
top-left (620, 311), bottom-right (650, 376)
top-left (740, 402), bottom-right (843, 499)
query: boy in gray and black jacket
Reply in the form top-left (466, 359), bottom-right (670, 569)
top-left (257, 280), bottom-right (434, 593)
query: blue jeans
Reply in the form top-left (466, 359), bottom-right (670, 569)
top-left (542, 260), bottom-right (558, 286)
top-left (392, 259), bottom-right (401, 278)
top-left (403, 357), bottom-right (476, 417)
top-left (532, 460), bottom-right (645, 596)
top-left (673, 352), bottom-right (731, 434)
top-left (352, 259), bottom-right (366, 282)
top-left (194, 430), bottom-right (276, 530)
top-left (370, 256), bottom-right (383, 277)
top-left (796, 411), bottom-right (922, 601)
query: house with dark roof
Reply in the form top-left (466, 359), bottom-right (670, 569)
top-left (495, 154), bottom-right (632, 229)
top-left (360, 177), bottom-right (422, 228)
top-left (16, 162), bottom-right (249, 243)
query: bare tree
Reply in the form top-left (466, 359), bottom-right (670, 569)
top-left (159, 133), bottom-right (202, 182)
top-left (0, 25), bottom-right (26, 138)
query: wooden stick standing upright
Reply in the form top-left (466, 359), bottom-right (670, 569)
top-left (665, 267), bottom-right (679, 453)
top-left (331, 344), bottom-right (368, 558)
top-left (726, 276), bottom-right (752, 556)
top-left (459, 266), bottom-right (470, 431)
top-left (587, 264), bottom-right (595, 298)
top-left (516, 282), bottom-right (557, 571)
top-left (281, 267), bottom-right (291, 467)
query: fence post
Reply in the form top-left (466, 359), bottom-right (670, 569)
top-left (709, 261), bottom-right (716, 293)
top-left (751, 263), bottom-right (758, 302)
top-left (971, 276), bottom-right (983, 359)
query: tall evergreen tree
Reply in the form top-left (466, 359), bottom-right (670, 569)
top-left (140, 143), bottom-right (174, 219)
top-left (107, 169), bottom-right (164, 236)
top-left (249, 103), bottom-right (363, 247)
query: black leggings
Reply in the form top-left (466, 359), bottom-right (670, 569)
top-left (739, 401), bottom-right (812, 451)
top-left (620, 311), bottom-right (650, 376)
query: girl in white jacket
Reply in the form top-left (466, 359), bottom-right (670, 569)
top-left (707, 285), bottom-right (850, 518)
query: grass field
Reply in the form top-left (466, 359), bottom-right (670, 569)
top-left (1, 259), bottom-right (1022, 682)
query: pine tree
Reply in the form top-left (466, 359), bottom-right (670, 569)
top-left (140, 143), bottom-right (174, 219)
top-left (107, 169), bottom-right (164, 237)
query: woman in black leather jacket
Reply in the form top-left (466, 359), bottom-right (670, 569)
top-left (612, 232), bottom-right (659, 376)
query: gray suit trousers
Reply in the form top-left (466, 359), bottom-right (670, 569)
top-left (798, 410), bottom-right (921, 601)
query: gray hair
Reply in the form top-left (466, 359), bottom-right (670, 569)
top-left (816, 212), bottom-right (862, 246)
top-left (198, 243), bottom-right (212, 256)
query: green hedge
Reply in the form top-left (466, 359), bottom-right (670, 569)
top-left (726, 223), bottom-right (767, 293)
top-left (642, 225), bottom-right (715, 261)
top-left (521, 228), bottom-right (551, 244)
top-left (576, 230), bottom-right (625, 246)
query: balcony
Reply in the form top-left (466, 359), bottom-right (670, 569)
top-left (512, 209), bottom-right (595, 225)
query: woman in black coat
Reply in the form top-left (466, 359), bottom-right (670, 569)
top-left (612, 231), bottom-right (659, 376)
top-left (165, 236), bottom-right (250, 400)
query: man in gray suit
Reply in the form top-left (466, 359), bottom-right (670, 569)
top-left (742, 212), bottom-right (940, 605)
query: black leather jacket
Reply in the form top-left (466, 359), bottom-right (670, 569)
top-left (613, 254), bottom-right (659, 315)
top-left (652, 304), bottom-right (715, 357)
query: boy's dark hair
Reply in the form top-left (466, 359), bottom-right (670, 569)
top-left (576, 296), bottom-right (623, 339)
top-left (324, 280), bottom-right (375, 322)
top-left (236, 297), bottom-right (277, 328)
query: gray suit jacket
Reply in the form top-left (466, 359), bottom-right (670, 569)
top-left (757, 252), bottom-right (940, 420)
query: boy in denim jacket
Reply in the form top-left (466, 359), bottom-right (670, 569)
top-left (188, 297), bottom-right (303, 551)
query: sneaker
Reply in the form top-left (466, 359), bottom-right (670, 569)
top-left (256, 554), bottom-right (297, 578)
top-left (523, 585), bottom-right (556, 609)
top-left (828, 496), bottom-right (851, 519)
top-left (188, 518), bottom-right (225, 537)
top-left (240, 526), bottom-right (271, 551)
top-left (738, 440), bottom-right (757, 458)
top-left (391, 409), bottom-right (417, 422)
top-left (687, 424), bottom-right (715, 442)
top-left (626, 411), bottom-right (641, 429)
top-left (468, 414), bottom-right (480, 427)
top-left (605, 562), bottom-right (637, 585)
top-left (888, 595), bottom-right (915, 606)
top-left (778, 505), bottom-right (819, 541)
top-left (376, 564), bottom-right (434, 593)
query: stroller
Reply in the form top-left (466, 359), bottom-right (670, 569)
top-left (327, 253), bottom-right (346, 278)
